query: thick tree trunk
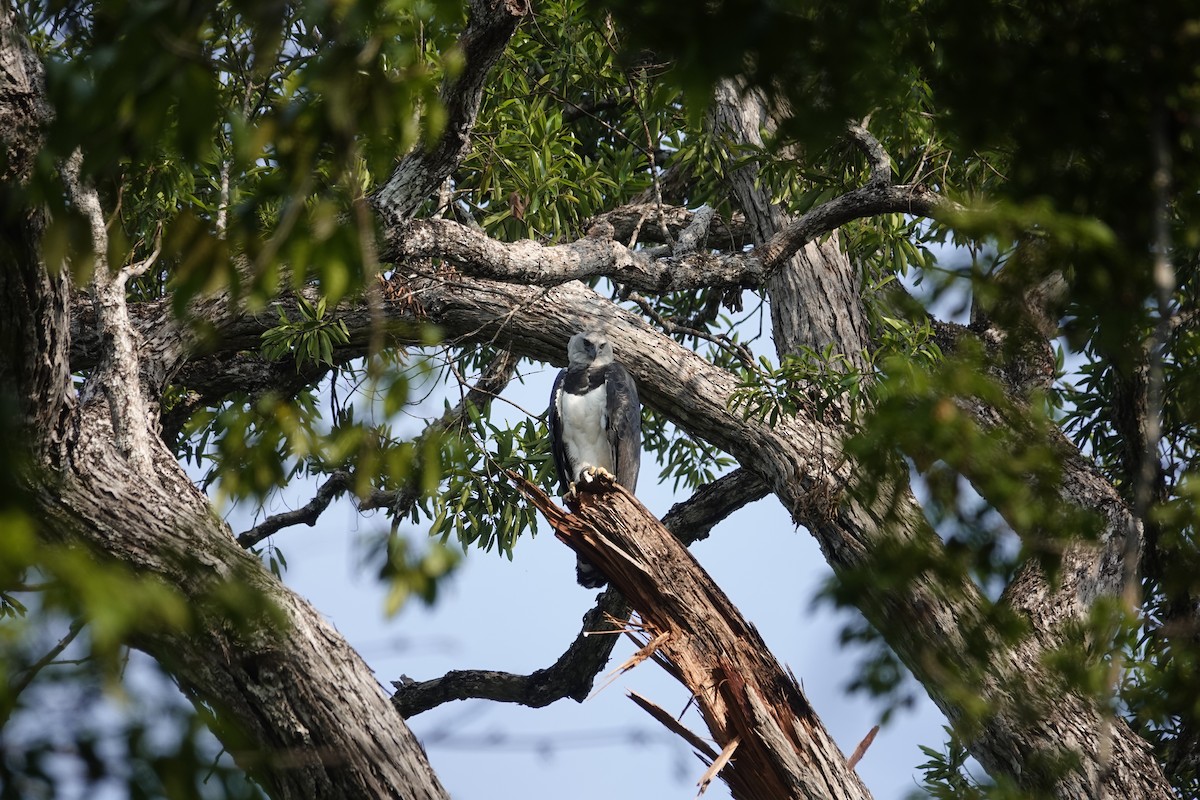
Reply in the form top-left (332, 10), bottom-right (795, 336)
top-left (709, 78), bottom-right (871, 368)
top-left (0, 8), bottom-right (452, 799)
top-left (705, 81), bottom-right (1172, 798)
top-left (45, 418), bottom-right (449, 800)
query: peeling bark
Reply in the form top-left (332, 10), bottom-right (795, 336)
top-left (520, 471), bottom-right (873, 800)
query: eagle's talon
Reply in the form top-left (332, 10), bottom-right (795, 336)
top-left (581, 465), bottom-right (616, 484)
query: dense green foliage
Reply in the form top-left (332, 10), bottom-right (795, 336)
top-left (4, 0), bottom-right (1200, 796)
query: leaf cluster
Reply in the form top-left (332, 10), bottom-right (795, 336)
top-left (420, 407), bottom-right (554, 558)
top-left (261, 297), bottom-right (351, 369)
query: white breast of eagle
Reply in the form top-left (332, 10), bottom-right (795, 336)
top-left (556, 382), bottom-right (614, 481)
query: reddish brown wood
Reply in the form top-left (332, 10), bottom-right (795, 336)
top-left (517, 470), bottom-right (874, 800)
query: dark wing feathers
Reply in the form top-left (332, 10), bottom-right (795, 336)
top-left (604, 362), bottom-right (641, 492)
top-left (548, 368), bottom-right (571, 494)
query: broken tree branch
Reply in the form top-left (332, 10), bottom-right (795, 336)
top-left (390, 467), bottom-right (769, 717)
top-left (519, 470), bottom-right (873, 800)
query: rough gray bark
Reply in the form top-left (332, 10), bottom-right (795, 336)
top-left (709, 79), bottom-right (872, 369)
top-left (0, 4), bottom-right (501, 798)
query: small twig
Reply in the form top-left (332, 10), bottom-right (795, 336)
top-left (627, 205), bottom-right (651, 250)
top-left (216, 157), bottom-right (231, 237)
top-left (359, 350), bottom-right (519, 514)
top-left (604, 22), bottom-right (673, 248)
top-left (5, 582), bottom-right (53, 592)
top-left (432, 176), bottom-right (455, 220)
top-left (625, 290), bottom-right (757, 373)
top-left (5, 619), bottom-right (86, 722)
top-left (123, 223), bottom-right (164, 280)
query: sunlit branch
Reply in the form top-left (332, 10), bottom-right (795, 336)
top-left (65, 150), bottom-right (156, 474)
top-left (383, 144), bottom-right (955, 294)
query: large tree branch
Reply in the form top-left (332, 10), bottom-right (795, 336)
top-left (44, 431), bottom-right (451, 800)
top-left (372, 0), bottom-right (529, 220)
top-left (665, 467), bottom-right (771, 545)
top-left (390, 467), bottom-right (768, 718)
top-left (393, 586), bottom-right (629, 717)
top-left (64, 151), bottom-right (159, 474)
top-left (380, 173), bottom-right (951, 295)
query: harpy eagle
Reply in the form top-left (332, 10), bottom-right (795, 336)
top-left (548, 330), bottom-right (642, 588)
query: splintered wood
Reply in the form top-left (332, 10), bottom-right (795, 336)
top-left (510, 470), bottom-right (875, 800)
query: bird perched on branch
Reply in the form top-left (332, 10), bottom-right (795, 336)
top-left (548, 330), bottom-right (642, 588)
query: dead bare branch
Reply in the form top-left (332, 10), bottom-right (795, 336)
top-left (237, 471), bottom-right (352, 549)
